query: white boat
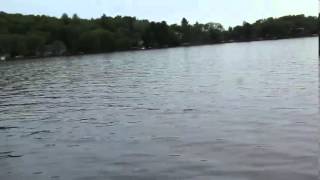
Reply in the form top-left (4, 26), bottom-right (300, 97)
top-left (0, 56), bottom-right (6, 61)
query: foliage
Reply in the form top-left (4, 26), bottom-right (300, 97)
top-left (0, 11), bottom-right (317, 59)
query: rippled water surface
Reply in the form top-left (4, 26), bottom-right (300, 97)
top-left (0, 37), bottom-right (318, 180)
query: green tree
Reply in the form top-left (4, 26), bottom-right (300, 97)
top-left (0, 11), bottom-right (317, 59)
top-left (25, 33), bottom-right (46, 56)
top-left (61, 13), bottom-right (70, 25)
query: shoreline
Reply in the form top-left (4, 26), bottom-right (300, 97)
top-left (2, 35), bottom-right (318, 61)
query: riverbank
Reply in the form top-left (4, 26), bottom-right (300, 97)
top-left (1, 12), bottom-right (318, 61)
top-left (1, 35), bottom-right (318, 61)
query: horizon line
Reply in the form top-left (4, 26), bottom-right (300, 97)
top-left (0, 10), bottom-right (316, 28)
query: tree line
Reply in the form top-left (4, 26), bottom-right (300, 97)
top-left (0, 11), bottom-right (318, 59)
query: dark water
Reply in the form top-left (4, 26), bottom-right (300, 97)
top-left (0, 37), bottom-right (318, 180)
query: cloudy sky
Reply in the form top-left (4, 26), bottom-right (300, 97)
top-left (0, 0), bottom-right (318, 27)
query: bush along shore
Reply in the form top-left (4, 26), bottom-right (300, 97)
top-left (0, 12), bottom-right (318, 60)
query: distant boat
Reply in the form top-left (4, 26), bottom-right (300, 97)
top-left (0, 56), bottom-right (6, 61)
top-left (181, 43), bottom-right (191, 46)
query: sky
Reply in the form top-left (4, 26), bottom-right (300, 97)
top-left (0, 0), bottom-right (318, 27)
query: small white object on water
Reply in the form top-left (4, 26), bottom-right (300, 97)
top-left (0, 56), bottom-right (6, 61)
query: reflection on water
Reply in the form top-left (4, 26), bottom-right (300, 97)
top-left (0, 37), bottom-right (318, 180)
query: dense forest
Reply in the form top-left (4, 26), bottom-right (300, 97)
top-left (0, 11), bottom-right (318, 59)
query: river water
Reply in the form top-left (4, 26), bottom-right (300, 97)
top-left (0, 37), bottom-right (318, 180)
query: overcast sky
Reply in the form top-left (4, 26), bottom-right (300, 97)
top-left (0, 0), bottom-right (318, 27)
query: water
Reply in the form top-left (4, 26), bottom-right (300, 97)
top-left (0, 37), bottom-right (318, 180)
